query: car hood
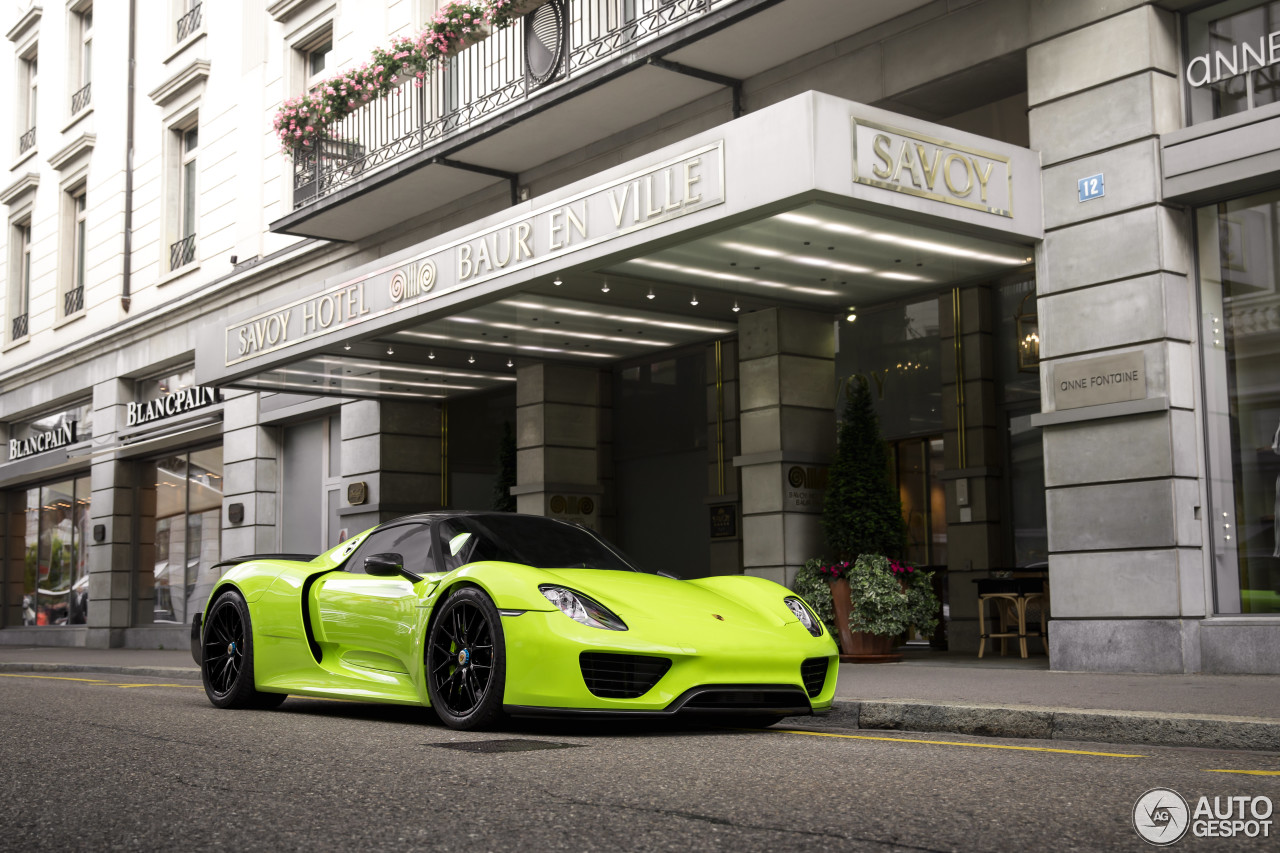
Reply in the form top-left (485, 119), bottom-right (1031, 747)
top-left (536, 569), bottom-right (789, 631)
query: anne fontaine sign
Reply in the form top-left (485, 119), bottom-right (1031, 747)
top-left (1053, 352), bottom-right (1147, 411)
top-left (224, 142), bottom-right (726, 367)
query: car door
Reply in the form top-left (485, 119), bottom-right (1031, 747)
top-left (310, 522), bottom-right (433, 677)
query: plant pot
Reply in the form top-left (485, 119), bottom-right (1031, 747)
top-left (825, 577), bottom-right (857, 661)
top-left (442, 22), bottom-right (492, 56)
top-left (845, 630), bottom-right (903, 663)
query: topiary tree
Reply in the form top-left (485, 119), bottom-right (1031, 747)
top-left (822, 375), bottom-right (906, 561)
top-left (492, 421), bottom-right (517, 512)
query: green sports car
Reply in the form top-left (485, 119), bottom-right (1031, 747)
top-left (192, 512), bottom-right (839, 730)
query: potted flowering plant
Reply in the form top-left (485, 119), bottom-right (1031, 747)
top-left (421, 1), bottom-right (490, 57)
top-left (796, 556), bottom-right (939, 662)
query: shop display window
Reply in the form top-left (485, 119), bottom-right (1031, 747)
top-left (1198, 188), bottom-right (1280, 613)
top-left (19, 478), bottom-right (91, 625)
top-left (139, 447), bottom-right (222, 624)
top-left (1186, 1), bottom-right (1280, 125)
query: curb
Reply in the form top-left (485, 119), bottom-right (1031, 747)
top-left (5, 661), bottom-right (1278, 752)
top-left (0, 662), bottom-right (203, 682)
top-left (798, 699), bottom-right (1280, 753)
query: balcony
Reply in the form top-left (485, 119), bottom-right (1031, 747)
top-left (11, 312), bottom-right (28, 341)
top-left (71, 82), bottom-right (91, 115)
top-left (272, 0), bottom-right (912, 242)
top-left (63, 286), bottom-right (84, 316)
top-left (19, 127), bottom-right (36, 155)
top-left (170, 234), bottom-right (196, 271)
top-left (177, 3), bottom-right (202, 42)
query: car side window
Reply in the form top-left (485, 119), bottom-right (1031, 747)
top-left (345, 524), bottom-right (433, 576)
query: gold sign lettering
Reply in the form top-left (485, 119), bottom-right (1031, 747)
top-left (855, 121), bottom-right (1011, 217)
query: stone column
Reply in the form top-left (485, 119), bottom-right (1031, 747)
top-left (735, 308), bottom-right (835, 587)
top-left (1028, 6), bottom-right (1203, 671)
top-left (512, 363), bottom-right (604, 530)
top-left (939, 285), bottom-right (1006, 652)
top-left (340, 398), bottom-right (442, 532)
top-left (221, 390), bottom-right (281, 558)
top-left (706, 339), bottom-right (742, 576)
top-left (86, 378), bottom-right (134, 648)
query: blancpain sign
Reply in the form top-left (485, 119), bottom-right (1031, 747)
top-left (9, 422), bottom-right (77, 461)
top-left (127, 386), bottom-right (222, 427)
top-left (224, 141), bottom-right (726, 367)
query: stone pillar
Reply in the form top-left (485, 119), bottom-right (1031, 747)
top-left (1028, 7), bottom-right (1203, 672)
top-left (512, 363), bottom-right (604, 530)
top-left (939, 286), bottom-right (1006, 652)
top-left (706, 339), bottom-right (742, 576)
top-left (735, 308), bottom-right (835, 587)
top-left (86, 378), bottom-right (134, 648)
top-left (340, 399), bottom-right (442, 532)
top-left (221, 390), bottom-right (281, 558)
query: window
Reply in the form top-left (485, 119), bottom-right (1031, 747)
top-left (62, 188), bottom-right (87, 316)
top-left (140, 447), bottom-right (223, 624)
top-left (1186, 1), bottom-right (1280, 124)
top-left (169, 124), bottom-right (198, 271)
top-left (176, 0), bottom-right (202, 43)
top-left (19, 478), bottom-right (92, 626)
top-left (18, 52), bottom-right (37, 154)
top-left (1197, 188), bottom-right (1280, 614)
top-left (301, 29), bottom-right (333, 91)
top-left (8, 219), bottom-right (32, 341)
top-left (345, 524), bottom-right (435, 575)
top-left (70, 4), bottom-right (92, 114)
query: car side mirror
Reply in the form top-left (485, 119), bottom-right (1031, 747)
top-left (364, 553), bottom-right (422, 583)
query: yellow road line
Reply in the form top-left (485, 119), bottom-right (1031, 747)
top-left (1204, 769), bottom-right (1280, 776)
top-left (0, 673), bottom-right (109, 683)
top-left (92, 682), bottom-right (190, 689)
top-left (774, 728), bottom-right (1146, 758)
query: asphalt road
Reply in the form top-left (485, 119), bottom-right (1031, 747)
top-left (2, 673), bottom-right (1277, 852)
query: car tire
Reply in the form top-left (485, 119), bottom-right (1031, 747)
top-left (201, 589), bottom-right (287, 710)
top-left (426, 587), bottom-right (506, 730)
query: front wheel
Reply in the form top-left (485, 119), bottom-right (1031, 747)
top-left (426, 588), bottom-right (506, 730)
top-left (201, 590), bottom-right (286, 710)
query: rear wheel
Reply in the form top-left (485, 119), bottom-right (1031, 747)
top-left (426, 588), bottom-right (505, 730)
top-left (201, 590), bottom-right (286, 710)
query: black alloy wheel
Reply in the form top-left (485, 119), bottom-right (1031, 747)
top-left (201, 590), bottom-right (286, 710)
top-left (426, 588), bottom-right (506, 730)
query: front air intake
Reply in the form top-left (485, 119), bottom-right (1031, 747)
top-left (579, 652), bottom-right (671, 699)
top-left (800, 657), bottom-right (829, 697)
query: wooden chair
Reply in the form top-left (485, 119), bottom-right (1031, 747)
top-left (975, 576), bottom-right (1047, 658)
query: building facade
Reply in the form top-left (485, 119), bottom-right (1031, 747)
top-left (1, 0), bottom-right (1277, 672)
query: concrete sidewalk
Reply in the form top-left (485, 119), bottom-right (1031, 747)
top-left (1, 644), bottom-right (1277, 752)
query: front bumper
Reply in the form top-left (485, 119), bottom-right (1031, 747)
top-left (498, 610), bottom-right (838, 715)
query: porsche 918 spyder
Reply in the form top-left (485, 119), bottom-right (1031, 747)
top-left (192, 512), bottom-right (838, 729)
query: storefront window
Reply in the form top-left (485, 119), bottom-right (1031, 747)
top-left (1186, 1), bottom-right (1280, 125)
top-left (140, 447), bottom-right (222, 624)
top-left (20, 478), bottom-right (91, 625)
top-left (1197, 188), bottom-right (1280, 614)
top-left (137, 367), bottom-right (195, 402)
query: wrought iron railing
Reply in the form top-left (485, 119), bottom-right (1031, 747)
top-left (11, 313), bottom-right (28, 340)
top-left (19, 127), bottom-right (36, 154)
top-left (177, 3), bottom-right (202, 42)
top-left (293, 0), bottom-right (714, 208)
top-left (64, 286), bottom-right (84, 316)
top-left (71, 82), bottom-right (92, 114)
top-left (170, 234), bottom-right (196, 271)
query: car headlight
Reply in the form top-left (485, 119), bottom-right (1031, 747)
top-left (539, 585), bottom-right (628, 631)
top-left (785, 596), bottom-right (824, 637)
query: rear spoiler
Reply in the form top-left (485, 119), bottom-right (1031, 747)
top-left (210, 553), bottom-right (317, 572)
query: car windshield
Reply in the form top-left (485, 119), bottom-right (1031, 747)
top-left (438, 515), bottom-right (641, 572)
